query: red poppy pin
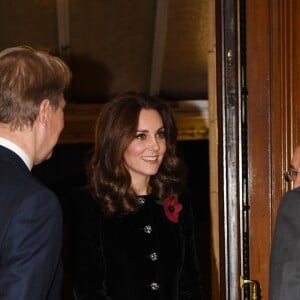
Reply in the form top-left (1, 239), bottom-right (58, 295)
top-left (157, 196), bottom-right (182, 223)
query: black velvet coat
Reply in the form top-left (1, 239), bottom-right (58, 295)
top-left (70, 190), bottom-right (202, 300)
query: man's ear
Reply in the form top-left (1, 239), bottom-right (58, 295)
top-left (36, 99), bottom-right (51, 126)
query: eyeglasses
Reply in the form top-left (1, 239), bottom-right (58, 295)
top-left (284, 166), bottom-right (300, 182)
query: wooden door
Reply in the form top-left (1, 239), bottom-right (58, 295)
top-left (247, 0), bottom-right (300, 299)
top-left (210, 0), bottom-right (300, 299)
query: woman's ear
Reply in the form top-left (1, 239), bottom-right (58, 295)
top-left (36, 99), bottom-right (51, 126)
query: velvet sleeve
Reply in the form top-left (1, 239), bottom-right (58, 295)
top-left (71, 191), bottom-right (112, 300)
top-left (178, 193), bottom-right (203, 300)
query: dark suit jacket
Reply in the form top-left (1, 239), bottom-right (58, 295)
top-left (0, 146), bottom-right (63, 299)
top-left (70, 190), bottom-right (202, 300)
top-left (269, 187), bottom-right (300, 299)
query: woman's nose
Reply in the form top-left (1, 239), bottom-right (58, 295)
top-left (148, 136), bottom-right (160, 150)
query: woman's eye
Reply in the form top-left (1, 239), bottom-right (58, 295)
top-left (136, 133), bottom-right (146, 140)
top-left (157, 130), bottom-right (166, 139)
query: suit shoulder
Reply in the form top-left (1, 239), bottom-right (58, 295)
top-left (277, 187), bottom-right (300, 216)
top-left (281, 187), bottom-right (300, 204)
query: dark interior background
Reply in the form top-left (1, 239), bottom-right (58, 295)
top-left (2, 0), bottom-right (211, 298)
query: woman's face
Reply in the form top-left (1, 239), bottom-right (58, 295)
top-left (124, 108), bottom-right (167, 187)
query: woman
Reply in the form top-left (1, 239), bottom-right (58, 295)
top-left (71, 92), bottom-right (202, 300)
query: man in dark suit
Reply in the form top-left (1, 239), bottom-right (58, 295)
top-left (0, 46), bottom-right (71, 299)
top-left (269, 146), bottom-right (300, 299)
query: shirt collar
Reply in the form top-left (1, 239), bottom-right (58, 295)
top-left (0, 137), bottom-right (33, 170)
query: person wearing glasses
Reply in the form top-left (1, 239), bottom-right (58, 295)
top-left (269, 146), bottom-right (300, 299)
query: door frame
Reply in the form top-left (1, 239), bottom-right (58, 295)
top-left (209, 0), bottom-right (245, 299)
top-left (209, 0), bottom-right (299, 299)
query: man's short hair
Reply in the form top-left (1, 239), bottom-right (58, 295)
top-left (0, 46), bottom-right (72, 130)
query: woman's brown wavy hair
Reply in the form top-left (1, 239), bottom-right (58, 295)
top-left (88, 91), bottom-right (186, 215)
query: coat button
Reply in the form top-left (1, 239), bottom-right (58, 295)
top-left (139, 197), bottom-right (145, 204)
top-left (144, 225), bottom-right (152, 234)
top-left (150, 282), bottom-right (159, 291)
top-left (149, 252), bottom-right (159, 261)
